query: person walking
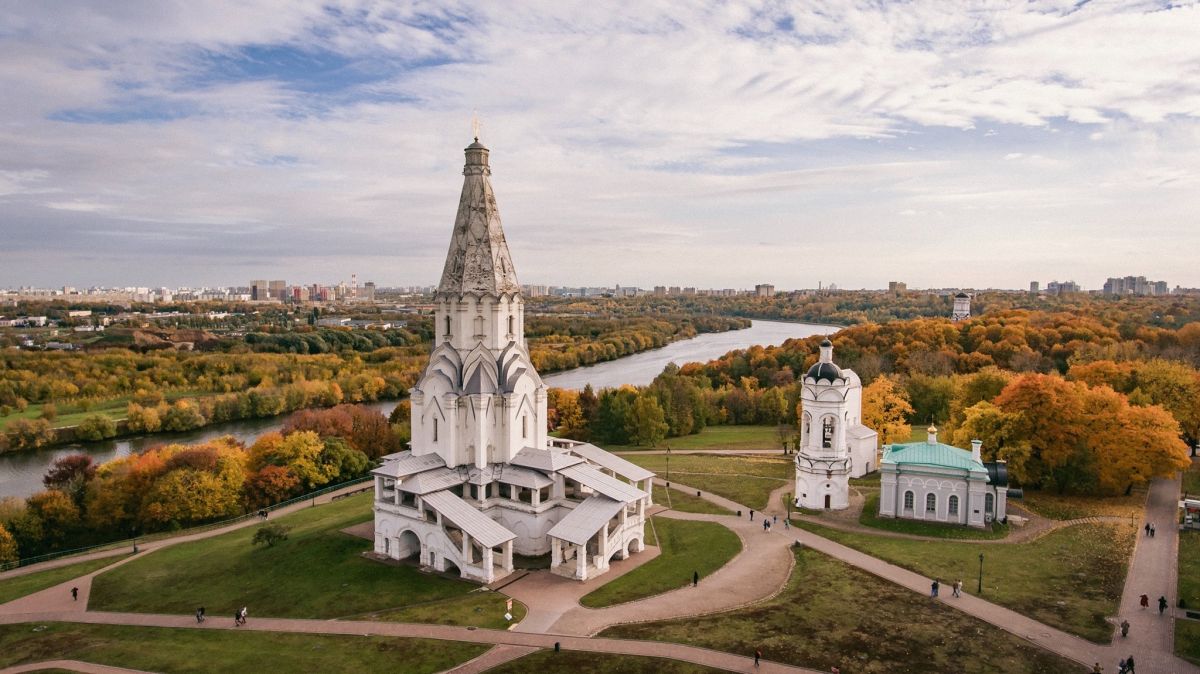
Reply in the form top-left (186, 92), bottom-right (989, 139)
top-left (693, 571), bottom-right (699, 587)
top-left (784, 518), bottom-right (790, 530)
top-left (1120, 619), bottom-right (1130, 637)
top-left (952, 579), bottom-right (962, 598)
top-left (234, 609), bottom-right (241, 627)
top-left (1118, 657), bottom-right (1127, 674)
top-left (1140, 594), bottom-right (1149, 609)
top-left (1150, 524), bottom-right (1156, 537)
top-left (754, 649), bottom-right (762, 667)
top-left (239, 606), bottom-right (248, 626)
top-left (1159, 596), bottom-right (1169, 614)
top-left (195, 607), bottom-right (203, 623)
top-left (199, 606), bottom-right (205, 622)
top-left (1145, 523), bottom-right (1150, 536)
top-left (931, 580), bottom-right (939, 597)
top-left (70, 587), bottom-right (78, 601)
top-left (1125, 655), bottom-right (1135, 673)
top-left (750, 510), bottom-right (754, 522)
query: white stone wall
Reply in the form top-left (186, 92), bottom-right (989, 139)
top-left (879, 465), bottom-right (1006, 528)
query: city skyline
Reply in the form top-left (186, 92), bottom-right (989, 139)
top-left (2, 2), bottom-right (1199, 289)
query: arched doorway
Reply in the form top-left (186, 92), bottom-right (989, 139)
top-left (396, 530), bottom-right (420, 560)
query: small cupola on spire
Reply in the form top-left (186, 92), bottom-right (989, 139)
top-left (436, 132), bottom-right (521, 298)
top-left (927, 425), bottom-right (938, 444)
top-left (806, 338), bottom-right (843, 383)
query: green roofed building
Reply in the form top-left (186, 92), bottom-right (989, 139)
top-left (879, 425), bottom-right (1008, 528)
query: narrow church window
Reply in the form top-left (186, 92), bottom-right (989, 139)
top-left (444, 315), bottom-right (451, 338)
top-left (985, 492), bottom-right (995, 515)
top-left (925, 493), bottom-right (936, 514)
top-left (903, 491), bottom-right (914, 511)
top-left (508, 315), bottom-right (515, 335)
top-left (803, 415), bottom-right (810, 443)
top-left (433, 418), bottom-right (438, 442)
top-left (822, 418), bottom-right (834, 449)
top-left (522, 415), bottom-right (527, 439)
top-left (474, 314), bottom-right (484, 336)
top-left (948, 495), bottom-right (959, 517)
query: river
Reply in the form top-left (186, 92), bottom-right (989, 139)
top-left (542, 319), bottom-right (833, 390)
top-left (0, 319), bottom-right (832, 500)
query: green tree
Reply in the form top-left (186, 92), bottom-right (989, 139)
top-left (626, 394), bottom-right (668, 447)
top-left (252, 523), bottom-right (291, 547)
top-left (75, 414), bottom-right (118, 442)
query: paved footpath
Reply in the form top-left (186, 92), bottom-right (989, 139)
top-left (1113, 475), bottom-right (1189, 673)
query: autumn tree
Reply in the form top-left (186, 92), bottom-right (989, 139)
top-left (4, 418), bottom-right (54, 450)
top-left (125, 403), bottom-right (163, 433)
top-left (244, 465), bottom-right (300, 510)
top-left (43, 454), bottom-right (97, 506)
top-left (862, 375), bottom-right (915, 446)
top-left (0, 523), bottom-right (17, 566)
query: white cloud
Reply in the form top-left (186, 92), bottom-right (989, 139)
top-left (0, 1), bottom-right (1198, 289)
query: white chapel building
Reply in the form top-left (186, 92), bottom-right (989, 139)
top-left (878, 426), bottom-right (1008, 528)
top-left (794, 339), bottom-right (878, 510)
top-left (371, 136), bottom-right (653, 584)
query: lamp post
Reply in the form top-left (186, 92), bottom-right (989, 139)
top-left (977, 553), bottom-right (984, 594)
top-left (665, 445), bottom-right (670, 488)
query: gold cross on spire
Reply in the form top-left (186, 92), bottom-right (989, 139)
top-left (471, 111), bottom-right (481, 141)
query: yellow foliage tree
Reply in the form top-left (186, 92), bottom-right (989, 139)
top-left (861, 375), bottom-right (914, 446)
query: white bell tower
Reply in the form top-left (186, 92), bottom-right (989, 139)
top-left (794, 339), bottom-right (876, 510)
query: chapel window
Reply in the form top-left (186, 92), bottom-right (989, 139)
top-left (925, 493), bottom-right (937, 514)
top-left (948, 495), bottom-right (959, 517)
top-left (903, 491), bottom-right (914, 511)
top-left (822, 418), bottom-right (834, 449)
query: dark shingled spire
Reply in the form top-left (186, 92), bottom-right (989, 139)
top-left (437, 138), bottom-right (520, 297)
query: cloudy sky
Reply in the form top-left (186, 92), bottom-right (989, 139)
top-left (1, 1), bottom-right (1198, 291)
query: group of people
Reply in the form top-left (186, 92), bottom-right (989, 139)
top-left (929, 579), bottom-right (964, 598)
top-left (192, 605), bottom-right (247, 626)
top-left (1136, 593), bottom-right (1169, 614)
top-left (1093, 655), bottom-right (1136, 673)
top-left (1143, 522), bottom-right (1157, 537)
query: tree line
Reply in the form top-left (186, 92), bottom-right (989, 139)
top-left (0, 405), bottom-right (403, 565)
top-left (546, 308), bottom-right (1199, 496)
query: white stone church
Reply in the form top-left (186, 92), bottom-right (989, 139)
top-left (371, 137), bottom-right (653, 584)
top-left (794, 339), bottom-right (878, 510)
top-left (878, 427), bottom-right (1009, 528)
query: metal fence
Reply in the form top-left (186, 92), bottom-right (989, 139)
top-left (1, 474), bottom-right (373, 572)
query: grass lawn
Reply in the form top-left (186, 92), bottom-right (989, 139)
top-left (488, 650), bottom-right (727, 673)
top-left (579, 517), bottom-right (741, 608)
top-left (857, 493), bottom-right (1009, 540)
top-left (849, 472), bottom-right (881, 487)
top-left (652, 485), bottom-right (734, 515)
top-left (1177, 620), bottom-right (1200, 665)
top-left (1180, 531), bottom-right (1200, 610)
top-left (90, 493), bottom-right (478, 619)
top-left (0, 622), bottom-right (486, 673)
top-left (0, 556), bottom-right (128, 605)
top-left (1020, 490), bottom-right (1145, 521)
top-left (1184, 460), bottom-right (1200, 497)
top-left (606, 425), bottom-right (786, 451)
top-left (625, 454), bottom-right (791, 511)
top-left (366, 590), bottom-right (527, 630)
top-left (601, 546), bottom-right (1083, 674)
top-left (794, 520), bottom-right (1133, 642)
top-left (0, 390), bottom-right (203, 432)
